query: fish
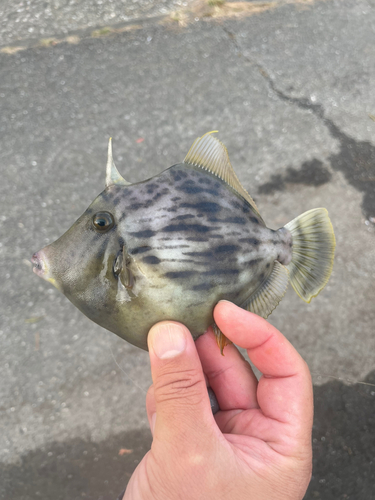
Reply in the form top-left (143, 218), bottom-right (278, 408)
top-left (31, 132), bottom-right (336, 352)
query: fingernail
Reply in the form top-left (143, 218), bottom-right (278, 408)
top-left (149, 322), bottom-right (187, 359)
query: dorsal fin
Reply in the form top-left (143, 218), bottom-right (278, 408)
top-left (184, 132), bottom-right (263, 221)
top-left (106, 138), bottom-right (131, 188)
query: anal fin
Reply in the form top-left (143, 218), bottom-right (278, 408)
top-left (213, 324), bottom-right (232, 355)
top-left (244, 261), bottom-right (289, 319)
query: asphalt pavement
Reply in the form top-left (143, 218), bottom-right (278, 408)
top-left (0, 0), bottom-right (193, 48)
top-left (1, 0), bottom-right (374, 498)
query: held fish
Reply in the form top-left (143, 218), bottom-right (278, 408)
top-left (31, 132), bottom-right (336, 352)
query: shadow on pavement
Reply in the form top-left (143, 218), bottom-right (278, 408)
top-left (0, 428), bottom-right (152, 500)
top-left (307, 370), bottom-right (375, 499)
top-left (1, 371), bottom-right (374, 500)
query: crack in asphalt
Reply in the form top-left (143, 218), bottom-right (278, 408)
top-left (222, 25), bottom-right (375, 222)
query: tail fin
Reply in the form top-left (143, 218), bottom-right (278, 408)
top-left (285, 208), bottom-right (335, 303)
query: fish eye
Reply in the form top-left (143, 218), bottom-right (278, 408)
top-left (93, 212), bottom-right (115, 232)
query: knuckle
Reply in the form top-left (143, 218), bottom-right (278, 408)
top-left (146, 385), bottom-right (156, 409)
top-left (146, 384), bottom-right (155, 400)
top-left (154, 367), bottom-right (206, 408)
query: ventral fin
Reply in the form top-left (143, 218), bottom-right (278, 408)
top-left (213, 323), bottom-right (231, 355)
top-left (244, 261), bottom-right (289, 319)
top-left (105, 138), bottom-right (131, 188)
top-left (184, 132), bottom-right (263, 222)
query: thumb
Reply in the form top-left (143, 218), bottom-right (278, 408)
top-left (147, 321), bottom-right (215, 449)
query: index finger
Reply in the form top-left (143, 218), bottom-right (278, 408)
top-left (214, 301), bottom-right (313, 430)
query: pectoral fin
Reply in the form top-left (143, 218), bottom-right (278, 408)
top-left (119, 247), bottom-right (135, 289)
top-left (243, 261), bottom-right (289, 319)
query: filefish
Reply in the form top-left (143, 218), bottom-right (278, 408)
top-left (32, 132), bottom-right (336, 352)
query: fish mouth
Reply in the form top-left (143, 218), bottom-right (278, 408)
top-left (31, 250), bottom-right (61, 290)
top-left (31, 252), bottom-right (45, 277)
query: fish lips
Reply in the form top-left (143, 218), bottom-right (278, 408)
top-left (31, 251), bottom-right (46, 276)
top-left (31, 249), bottom-right (61, 291)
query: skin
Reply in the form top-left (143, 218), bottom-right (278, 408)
top-left (123, 301), bottom-right (313, 500)
top-left (33, 165), bottom-right (293, 350)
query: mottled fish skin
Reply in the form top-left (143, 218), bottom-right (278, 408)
top-left (41, 162), bottom-right (292, 350)
top-left (32, 133), bottom-right (336, 351)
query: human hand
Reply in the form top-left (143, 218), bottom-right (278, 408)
top-left (123, 301), bottom-right (313, 500)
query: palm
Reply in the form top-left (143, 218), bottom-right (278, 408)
top-left (219, 408), bottom-right (303, 465)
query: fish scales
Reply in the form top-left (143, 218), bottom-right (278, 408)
top-left (32, 133), bottom-right (335, 351)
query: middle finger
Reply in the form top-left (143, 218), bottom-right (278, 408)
top-left (196, 328), bottom-right (259, 411)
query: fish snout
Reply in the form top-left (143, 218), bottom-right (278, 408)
top-left (31, 250), bottom-right (49, 278)
top-left (31, 248), bottom-right (64, 292)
